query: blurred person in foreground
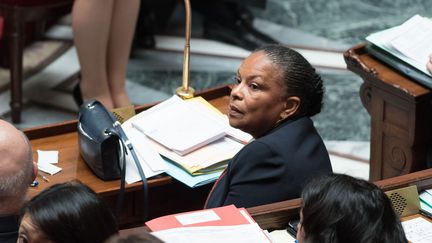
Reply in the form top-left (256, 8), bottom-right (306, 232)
top-left (0, 120), bottom-right (36, 243)
top-left (296, 174), bottom-right (407, 243)
top-left (17, 181), bottom-right (118, 243)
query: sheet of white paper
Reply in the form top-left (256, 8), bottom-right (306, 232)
top-left (185, 98), bottom-right (253, 144)
top-left (154, 137), bottom-right (242, 169)
top-left (121, 120), bottom-right (167, 184)
top-left (365, 15), bottom-right (432, 77)
top-left (151, 223), bottom-right (271, 243)
top-left (390, 16), bottom-right (432, 64)
top-left (38, 161), bottom-right (62, 175)
top-left (175, 210), bottom-right (221, 226)
top-left (268, 229), bottom-right (296, 243)
top-left (402, 217), bottom-right (432, 243)
top-left (37, 150), bottom-right (59, 164)
top-left (132, 95), bottom-right (226, 155)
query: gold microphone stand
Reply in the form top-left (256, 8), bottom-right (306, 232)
top-left (175, 0), bottom-right (195, 99)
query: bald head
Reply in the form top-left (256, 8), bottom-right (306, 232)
top-left (0, 119), bottom-right (34, 214)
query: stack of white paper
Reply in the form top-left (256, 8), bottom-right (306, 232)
top-left (389, 15), bottom-right (432, 66)
top-left (366, 14), bottom-right (432, 77)
top-left (121, 95), bottom-right (251, 186)
top-left (132, 96), bottom-right (227, 156)
top-left (121, 118), bottom-right (167, 184)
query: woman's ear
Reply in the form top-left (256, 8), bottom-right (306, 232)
top-left (280, 96), bottom-right (301, 120)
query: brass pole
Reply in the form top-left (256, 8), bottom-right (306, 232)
top-left (175, 0), bottom-right (195, 99)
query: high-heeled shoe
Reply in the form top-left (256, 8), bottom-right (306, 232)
top-left (73, 83), bottom-right (83, 107)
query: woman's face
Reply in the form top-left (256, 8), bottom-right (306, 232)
top-left (228, 51), bottom-right (289, 138)
top-left (17, 214), bottom-right (53, 243)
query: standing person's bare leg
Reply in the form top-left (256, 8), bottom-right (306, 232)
top-left (72, 0), bottom-right (115, 109)
top-left (107, 0), bottom-right (140, 108)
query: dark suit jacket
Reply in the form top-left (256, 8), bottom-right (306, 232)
top-left (0, 215), bottom-right (19, 243)
top-left (205, 117), bottom-right (332, 208)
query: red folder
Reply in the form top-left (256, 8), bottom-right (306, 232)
top-left (146, 205), bottom-right (254, 231)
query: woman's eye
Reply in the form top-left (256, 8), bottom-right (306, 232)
top-left (249, 83), bottom-right (259, 90)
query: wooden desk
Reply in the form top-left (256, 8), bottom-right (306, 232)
top-left (25, 85), bottom-right (231, 228)
top-left (344, 44), bottom-right (432, 181)
top-left (119, 168), bottom-right (432, 237)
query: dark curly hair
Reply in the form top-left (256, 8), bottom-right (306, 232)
top-left (300, 174), bottom-right (407, 243)
top-left (255, 44), bottom-right (324, 117)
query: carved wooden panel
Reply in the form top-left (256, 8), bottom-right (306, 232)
top-left (345, 44), bottom-right (432, 181)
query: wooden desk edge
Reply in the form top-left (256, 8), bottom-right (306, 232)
top-left (344, 43), bottom-right (431, 98)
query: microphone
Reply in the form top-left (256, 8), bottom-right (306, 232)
top-left (175, 0), bottom-right (195, 99)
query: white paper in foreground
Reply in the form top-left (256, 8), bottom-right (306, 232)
top-left (151, 223), bottom-right (271, 243)
top-left (402, 217), bottom-right (432, 243)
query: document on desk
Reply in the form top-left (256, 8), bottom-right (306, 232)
top-left (366, 14), bottom-right (432, 78)
top-left (402, 217), bottom-right (432, 243)
top-left (268, 229), bottom-right (296, 243)
top-left (153, 136), bottom-right (243, 175)
top-left (185, 97), bottom-right (253, 144)
top-left (151, 224), bottom-right (272, 243)
top-left (129, 95), bottom-right (246, 175)
top-left (146, 205), bottom-right (254, 231)
top-left (132, 95), bottom-right (227, 156)
top-left (121, 118), bottom-right (167, 184)
top-left (164, 160), bottom-right (222, 188)
top-left (148, 205), bottom-right (271, 242)
top-left (389, 15), bottom-right (432, 66)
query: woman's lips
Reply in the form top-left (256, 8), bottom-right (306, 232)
top-left (229, 104), bottom-right (243, 117)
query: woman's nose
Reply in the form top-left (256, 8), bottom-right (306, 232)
top-left (231, 83), bottom-right (244, 100)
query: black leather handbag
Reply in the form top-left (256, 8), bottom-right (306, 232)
top-left (77, 100), bottom-right (148, 219)
top-left (78, 100), bottom-right (122, 180)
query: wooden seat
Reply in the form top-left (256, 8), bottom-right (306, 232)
top-left (0, 0), bottom-right (72, 123)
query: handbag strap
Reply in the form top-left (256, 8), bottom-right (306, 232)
top-left (108, 122), bottom-right (149, 221)
top-left (104, 129), bottom-right (127, 219)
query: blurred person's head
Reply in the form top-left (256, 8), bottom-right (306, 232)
top-left (297, 174), bottom-right (407, 243)
top-left (105, 232), bottom-right (164, 243)
top-left (0, 119), bottom-right (36, 215)
top-left (18, 181), bottom-right (118, 243)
